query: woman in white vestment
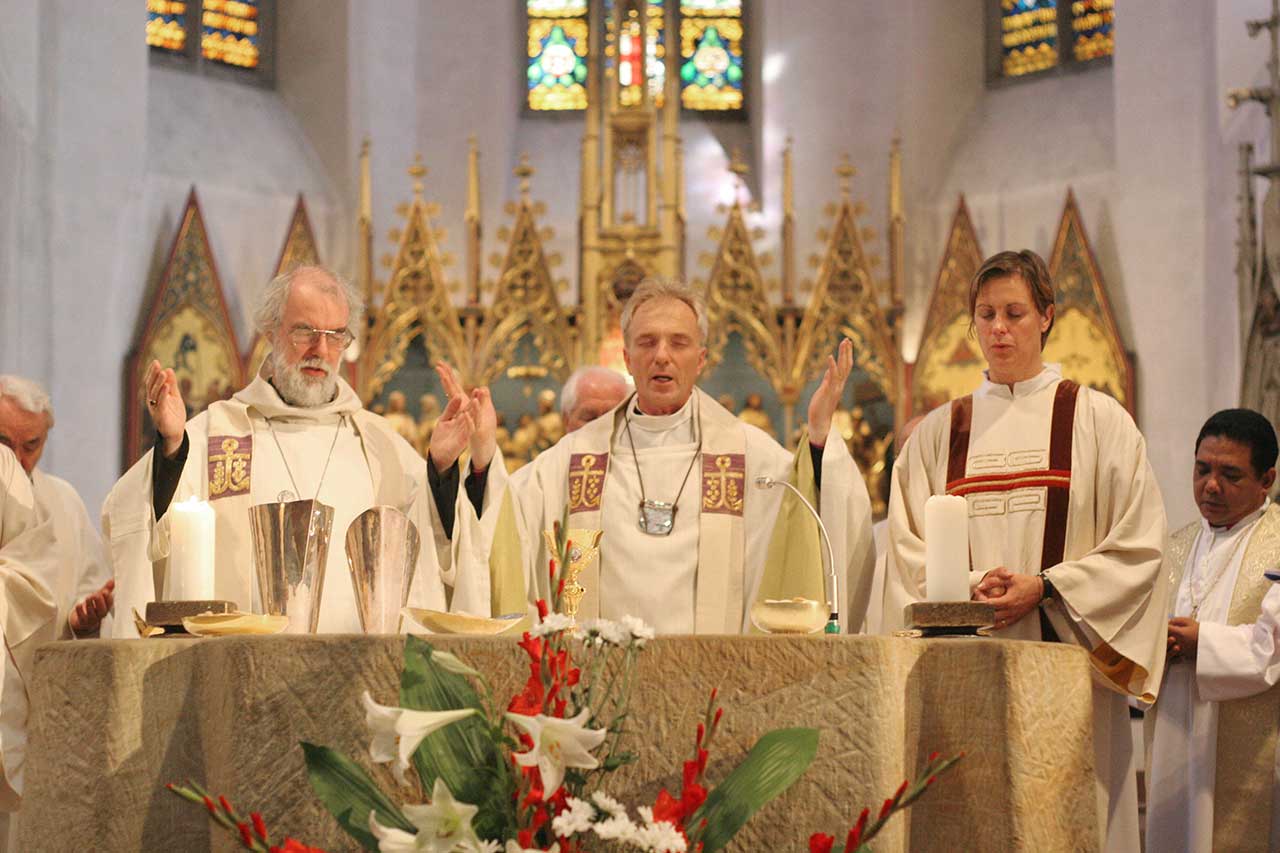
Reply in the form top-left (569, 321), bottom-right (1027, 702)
top-left (884, 249), bottom-right (1170, 853)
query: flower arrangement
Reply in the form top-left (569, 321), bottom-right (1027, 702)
top-left (168, 521), bottom-right (961, 851)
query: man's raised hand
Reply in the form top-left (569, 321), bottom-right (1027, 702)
top-left (805, 338), bottom-right (854, 447)
top-left (144, 360), bottom-right (187, 458)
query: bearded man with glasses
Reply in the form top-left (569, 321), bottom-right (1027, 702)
top-left (104, 265), bottom-right (501, 634)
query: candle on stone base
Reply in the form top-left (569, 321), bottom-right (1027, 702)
top-left (168, 497), bottom-right (215, 601)
top-left (924, 494), bottom-right (969, 602)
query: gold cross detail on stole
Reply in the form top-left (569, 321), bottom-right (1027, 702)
top-left (208, 436), bottom-right (251, 498)
top-left (702, 454), bottom-right (745, 515)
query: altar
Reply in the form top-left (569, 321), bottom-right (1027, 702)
top-left (18, 635), bottom-right (1099, 851)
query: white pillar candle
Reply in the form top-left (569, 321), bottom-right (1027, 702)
top-left (924, 495), bottom-right (970, 602)
top-left (168, 497), bottom-right (215, 601)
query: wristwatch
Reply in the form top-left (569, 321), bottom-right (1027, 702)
top-left (1038, 570), bottom-right (1056, 605)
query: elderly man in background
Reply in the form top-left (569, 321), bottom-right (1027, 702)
top-left (103, 265), bottom-right (501, 635)
top-left (560, 366), bottom-right (630, 433)
top-left (498, 278), bottom-right (876, 634)
top-left (0, 377), bottom-right (113, 638)
top-left (0, 444), bottom-right (57, 844)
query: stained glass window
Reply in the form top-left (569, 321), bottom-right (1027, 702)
top-left (992, 0), bottom-right (1114, 81)
top-left (1071, 0), bottom-right (1114, 62)
top-left (679, 0), bottom-right (744, 111)
top-left (147, 0), bottom-right (190, 54)
top-left (527, 1), bottom-right (590, 111)
top-left (604, 1), bottom-right (667, 108)
top-left (202, 0), bottom-right (260, 69)
top-left (1001, 0), bottom-right (1058, 77)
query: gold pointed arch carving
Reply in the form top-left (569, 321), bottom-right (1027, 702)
top-left (124, 188), bottom-right (243, 465)
top-left (702, 199), bottom-right (784, 392)
top-left (473, 165), bottom-right (574, 387)
top-left (246, 195), bottom-right (322, 379)
top-left (361, 158), bottom-right (467, 403)
top-left (789, 189), bottom-right (899, 409)
top-left (1044, 190), bottom-right (1135, 413)
top-left (910, 197), bottom-right (985, 414)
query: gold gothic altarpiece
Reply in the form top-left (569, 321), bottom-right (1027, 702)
top-left (126, 5), bottom-right (1137, 518)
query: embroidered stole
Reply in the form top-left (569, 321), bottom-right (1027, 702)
top-left (1167, 508), bottom-right (1280, 852)
top-left (196, 401), bottom-right (402, 608)
top-left (566, 389), bottom-right (747, 633)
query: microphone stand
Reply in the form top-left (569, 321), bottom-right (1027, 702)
top-left (754, 476), bottom-right (840, 634)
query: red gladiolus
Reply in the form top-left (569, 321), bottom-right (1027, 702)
top-left (878, 797), bottom-right (894, 820)
top-left (849, 807), bottom-right (869, 847)
top-left (220, 795), bottom-right (235, 815)
top-left (238, 821), bottom-right (254, 848)
top-left (892, 779), bottom-right (908, 803)
top-left (925, 774), bottom-right (937, 787)
top-left (695, 723), bottom-right (705, 747)
top-left (203, 796), bottom-right (218, 816)
top-left (809, 832), bottom-right (836, 853)
top-left (927, 751), bottom-right (940, 763)
top-left (713, 707), bottom-right (723, 727)
top-left (536, 599), bottom-right (550, 620)
top-left (251, 812), bottom-right (268, 841)
top-left (653, 789), bottom-right (683, 825)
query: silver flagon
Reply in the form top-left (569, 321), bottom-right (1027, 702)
top-left (345, 506), bottom-right (421, 634)
top-left (250, 498), bottom-right (335, 634)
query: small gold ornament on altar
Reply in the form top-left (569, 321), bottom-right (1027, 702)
top-left (543, 527), bottom-right (602, 625)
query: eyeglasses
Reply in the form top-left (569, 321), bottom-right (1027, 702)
top-left (287, 325), bottom-right (356, 351)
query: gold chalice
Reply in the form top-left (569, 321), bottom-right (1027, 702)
top-left (543, 528), bottom-right (602, 625)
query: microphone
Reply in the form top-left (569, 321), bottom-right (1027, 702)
top-left (754, 475), bottom-right (839, 634)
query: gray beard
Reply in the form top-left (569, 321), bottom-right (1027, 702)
top-left (270, 351), bottom-right (338, 408)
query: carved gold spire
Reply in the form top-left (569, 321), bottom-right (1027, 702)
top-left (515, 153), bottom-right (535, 200)
top-left (409, 154), bottom-right (427, 200)
top-left (836, 153), bottom-right (857, 200)
top-left (465, 136), bottom-right (482, 305)
top-left (782, 136), bottom-right (796, 305)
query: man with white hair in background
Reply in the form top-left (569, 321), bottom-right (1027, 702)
top-left (559, 366), bottom-right (630, 434)
top-left (0, 376), bottom-right (113, 638)
top-left (103, 265), bottom-right (503, 634)
top-left (0, 444), bottom-right (57, 845)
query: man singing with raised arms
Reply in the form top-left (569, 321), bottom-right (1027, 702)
top-left (499, 278), bottom-right (876, 634)
top-left (104, 265), bottom-right (501, 634)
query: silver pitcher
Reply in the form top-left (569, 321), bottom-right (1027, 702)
top-left (345, 506), bottom-right (420, 634)
top-left (249, 499), bottom-right (335, 634)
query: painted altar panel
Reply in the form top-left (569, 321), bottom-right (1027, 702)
top-left (124, 188), bottom-right (243, 466)
top-left (1043, 190), bottom-right (1134, 414)
top-left (245, 195), bottom-right (321, 380)
top-left (911, 198), bottom-right (985, 415)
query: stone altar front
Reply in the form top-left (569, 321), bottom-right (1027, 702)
top-left (18, 635), bottom-right (1099, 851)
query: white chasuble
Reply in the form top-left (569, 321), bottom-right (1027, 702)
top-left (103, 375), bottom-right (499, 637)
top-left (502, 389), bottom-right (875, 634)
top-left (883, 364), bottom-right (1170, 853)
top-left (30, 469), bottom-right (111, 638)
top-left (1148, 503), bottom-right (1280, 853)
top-left (0, 447), bottom-right (57, 810)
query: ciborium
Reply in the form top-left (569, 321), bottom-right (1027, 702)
top-left (249, 498), bottom-right (334, 634)
top-left (345, 506), bottom-right (421, 634)
top-left (543, 528), bottom-right (602, 625)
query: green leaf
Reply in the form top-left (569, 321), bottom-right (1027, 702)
top-left (301, 742), bottom-right (411, 852)
top-left (689, 728), bottom-right (819, 853)
top-left (400, 636), bottom-right (514, 840)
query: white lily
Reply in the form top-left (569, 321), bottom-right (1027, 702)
top-left (366, 780), bottom-right (483, 853)
top-left (505, 708), bottom-right (608, 795)
top-left (363, 691), bottom-right (478, 784)
top-left (431, 649), bottom-right (481, 679)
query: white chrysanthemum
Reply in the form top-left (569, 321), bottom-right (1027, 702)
top-left (635, 815), bottom-right (689, 853)
top-left (551, 796), bottom-right (597, 836)
top-left (590, 790), bottom-right (626, 817)
top-left (579, 618), bottom-right (629, 646)
top-left (530, 612), bottom-right (575, 637)
top-left (504, 842), bottom-right (559, 853)
top-left (591, 813), bottom-right (640, 841)
top-left (619, 615), bottom-right (655, 646)
top-left (467, 842), bottom-right (502, 853)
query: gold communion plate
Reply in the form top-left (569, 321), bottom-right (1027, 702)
top-left (402, 608), bottom-right (531, 636)
top-left (181, 612), bottom-right (290, 637)
top-left (750, 598), bottom-right (828, 635)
